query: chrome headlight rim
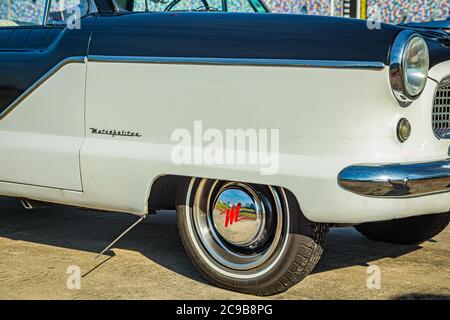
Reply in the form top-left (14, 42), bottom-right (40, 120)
top-left (389, 30), bottom-right (429, 105)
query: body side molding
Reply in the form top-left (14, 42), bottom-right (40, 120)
top-left (87, 55), bottom-right (386, 70)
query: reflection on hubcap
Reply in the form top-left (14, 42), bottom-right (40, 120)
top-left (212, 186), bottom-right (264, 247)
top-left (189, 179), bottom-right (287, 272)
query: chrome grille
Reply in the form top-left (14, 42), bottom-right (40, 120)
top-left (432, 77), bottom-right (450, 139)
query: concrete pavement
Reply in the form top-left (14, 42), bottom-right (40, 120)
top-left (0, 197), bottom-right (448, 300)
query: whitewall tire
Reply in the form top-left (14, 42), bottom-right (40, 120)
top-left (176, 177), bottom-right (329, 296)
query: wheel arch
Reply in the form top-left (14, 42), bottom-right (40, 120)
top-left (146, 174), bottom-right (304, 216)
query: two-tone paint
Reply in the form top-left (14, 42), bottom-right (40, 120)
top-left (0, 1), bottom-right (449, 224)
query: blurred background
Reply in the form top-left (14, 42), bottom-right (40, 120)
top-left (265, 0), bottom-right (449, 23)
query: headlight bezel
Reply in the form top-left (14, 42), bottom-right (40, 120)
top-left (389, 30), bottom-right (429, 105)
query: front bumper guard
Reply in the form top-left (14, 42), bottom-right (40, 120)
top-left (338, 159), bottom-right (450, 198)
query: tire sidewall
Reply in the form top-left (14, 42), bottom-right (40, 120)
top-left (176, 177), bottom-right (322, 293)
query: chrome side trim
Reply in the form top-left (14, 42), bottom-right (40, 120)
top-left (0, 57), bottom-right (86, 121)
top-left (338, 159), bottom-right (450, 198)
top-left (88, 55), bottom-right (386, 70)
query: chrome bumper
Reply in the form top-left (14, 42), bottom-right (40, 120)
top-left (338, 159), bottom-right (450, 198)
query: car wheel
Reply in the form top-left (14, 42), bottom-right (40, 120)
top-left (175, 177), bottom-right (329, 296)
top-left (355, 212), bottom-right (450, 245)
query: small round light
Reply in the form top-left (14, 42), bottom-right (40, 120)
top-left (403, 36), bottom-right (429, 98)
top-left (397, 118), bottom-right (411, 142)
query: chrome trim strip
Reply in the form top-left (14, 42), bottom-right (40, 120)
top-left (0, 57), bottom-right (86, 121)
top-left (338, 159), bottom-right (450, 198)
top-left (88, 55), bottom-right (386, 70)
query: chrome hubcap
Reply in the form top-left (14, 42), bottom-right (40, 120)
top-left (188, 179), bottom-right (288, 272)
top-left (211, 184), bottom-right (265, 247)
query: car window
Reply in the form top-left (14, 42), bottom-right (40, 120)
top-left (248, 0), bottom-right (265, 12)
top-left (170, 0), bottom-right (222, 11)
top-left (228, 0), bottom-right (253, 12)
top-left (121, 0), bottom-right (268, 12)
top-left (0, 0), bottom-right (89, 28)
top-left (47, 0), bottom-right (89, 25)
top-left (0, 0), bottom-right (46, 27)
top-left (132, 0), bottom-right (146, 11)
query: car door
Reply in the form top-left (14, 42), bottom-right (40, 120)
top-left (0, 0), bottom-right (96, 191)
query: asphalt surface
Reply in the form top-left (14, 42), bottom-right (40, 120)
top-left (0, 197), bottom-right (448, 300)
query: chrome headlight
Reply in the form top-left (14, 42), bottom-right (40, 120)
top-left (389, 30), bottom-right (429, 105)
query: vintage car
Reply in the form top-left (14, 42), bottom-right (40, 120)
top-left (0, 0), bottom-right (449, 296)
